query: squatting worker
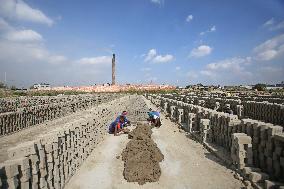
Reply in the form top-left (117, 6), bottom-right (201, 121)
top-left (109, 115), bottom-right (126, 136)
top-left (147, 108), bottom-right (161, 127)
top-left (114, 111), bottom-right (130, 127)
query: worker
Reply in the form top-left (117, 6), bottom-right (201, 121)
top-left (109, 115), bottom-right (126, 136)
top-left (147, 109), bottom-right (161, 127)
top-left (114, 111), bottom-right (130, 128)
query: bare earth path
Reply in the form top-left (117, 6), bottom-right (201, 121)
top-left (65, 98), bottom-right (244, 189)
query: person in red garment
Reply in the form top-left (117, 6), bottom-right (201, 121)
top-left (109, 115), bottom-right (127, 136)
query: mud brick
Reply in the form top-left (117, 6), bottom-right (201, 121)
top-left (264, 180), bottom-right (284, 189)
top-left (2, 162), bottom-right (18, 178)
top-left (242, 167), bottom-right (261, 177)
top-left (20, 168), bottom-right (31, 182)
top-left (44, 143), bottom-right (54, 154)
top-left (46, 153), bottom-right (54, 163)
top-left (267, 125), bottom-right (283, 137)
top-left (274, 134), bottom-right (284, 143)
top-left (273, 160), bottom-right (281, 177)
top-left (6, 177), bottom-right (19, 189)
top-left (253, 137), bottom-right (260, 144)
top-left (249, 171), bottom-right (269, 183)
top-left (39, 177), bottom-right (47, 188)
top-left (20, 181), bottom-right (30, 189)
top-left (266, 157), bottom-right (273, 174)
top-left (280, 157), bottom-right (284, 167)
top-left (40, 167), bottom-right (47, 178)
top-left (260, 124), bottom-right (269, 140)
top-left (275, 147), bottom-right (283, 156)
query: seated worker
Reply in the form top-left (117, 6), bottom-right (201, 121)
top-left (109, 115), bottom-right (126, 136)
top-left (114, 111), bottom-right (130, 128)
top-left (147, 109), bottom-right (161, 127)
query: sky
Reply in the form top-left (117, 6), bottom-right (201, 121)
top-left (0, 0), bottom-right (284, 88)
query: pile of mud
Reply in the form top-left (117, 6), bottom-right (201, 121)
top-left (122, 123), bottom-right (164, 185)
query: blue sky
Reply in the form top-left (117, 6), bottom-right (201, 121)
top-left (0, 0), bottom-right (284, 87)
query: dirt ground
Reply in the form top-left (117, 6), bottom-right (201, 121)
top-left (65, 97), bottom-right (245, 189)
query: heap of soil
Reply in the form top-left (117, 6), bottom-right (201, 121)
top-left (122, 123), bottom-right (164, 185)
top-left (128, 123), bottom-right (152, 139)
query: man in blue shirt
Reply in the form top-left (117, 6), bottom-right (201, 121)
top-left (114, 111), bottom-right (130, 129)
top-left (147, 108), bottom-right (161, 127)
top-left (109, 115), bottom-right (126, 136)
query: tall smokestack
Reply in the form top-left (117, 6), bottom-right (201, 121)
top-left (112, 54), bottom-right (116, 85)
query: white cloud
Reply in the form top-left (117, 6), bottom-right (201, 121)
top-left (199, 25), bottom-right (217, 35)
top-left (196, 57), bottom-right (253, 85)
top-left (0, 0), bottom-right (53, 26)
top-left (189, 45), bottom-right (212, 58)
top-left (144, 48), bottom-right (174, 63)
top-left (205, 57), bottom-right (251, 72)
top-left (150, 0), bottom-right (163, 5)
top-left (193, 34), bottom-right (284, 85)
top-left (77, 56), bottom-right (112, 65)
top-left (0, 18), bottom-right (13, 31)
top-left (5, 29), bottom-right (43, 42)
top-left (210, 25), bottom-right (216, 32)
top-left (200, 25), bottom-right (216, 36)
top-left (141, 67), bottom-right (152, 72)
top-left (48, 55), bottom-right (67, 64)
top-left (263, 18), bottom-right (275, 27)
top-left (253, 34), bottom-right (284, 61)
top-left (186, 15), bottom-right (193, 22)
top-left (186, 71), bottom-right (198, 80)
top-left (175, 66), bottom-right (181, 70)
top-left (152, 54), bottom-right (174, 63)
top-left (144, 49), bottom-right (157, 62)
top-left (263, 18), bottom-right (284, 31)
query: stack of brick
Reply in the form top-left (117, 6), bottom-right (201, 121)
top-left (146, 94), bottom-right (284, 185)
top-left (243, 101), bottom-right (284, 126)
top-left (200, 119), bottom-right (210, 142)
top-left (231, 133), bottom-right (253, 169)
top-left (0, 94), bottom-right (122, 136)
top-left (0, 95), bottom-right (150, 188)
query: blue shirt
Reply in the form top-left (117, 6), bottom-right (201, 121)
top-left (114, 115), bottom-right (128, 129)
top-left (148, 111), bottom-right (160, 118)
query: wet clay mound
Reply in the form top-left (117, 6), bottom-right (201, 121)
top-left (122, 123), bottom-right (164, 185)
top-left (128, 123), bottom-right (152, 140)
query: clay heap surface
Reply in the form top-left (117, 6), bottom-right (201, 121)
top-left (122, 123), bottom-right (164, 185)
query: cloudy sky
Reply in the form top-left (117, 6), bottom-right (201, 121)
top-left (0, 0), bottom-right (284, 87)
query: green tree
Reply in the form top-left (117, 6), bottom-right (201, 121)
top-left (253, 83), bottom-right (266, 91)
top-left (10, 85), bottom-right (17, 90)
top-left (0, 82), bottom-right (6, 89)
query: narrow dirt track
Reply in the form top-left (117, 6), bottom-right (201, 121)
top-left (65, 97), bottom-right (244, 189)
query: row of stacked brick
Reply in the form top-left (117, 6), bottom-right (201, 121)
top-left (0, 94), bottom-right (122, 136)
top-left (159, 94), bottom-right (284, 126)
top-left (0, 95), bottom-right (150, 189)
top-left (0, 94), bottom-right (114, 114)
top-left (146, 94), bottom-right (284, 187)
top-left (243, 101), bottom-right (284, 127)
top-left (230, 96), bottom-right (284, 105)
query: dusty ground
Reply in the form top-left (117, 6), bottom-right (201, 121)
top-left (65, 97), bottom-right (244, 189)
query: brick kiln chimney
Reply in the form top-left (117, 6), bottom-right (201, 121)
top-left (112, 54), bottom-right (116, 85)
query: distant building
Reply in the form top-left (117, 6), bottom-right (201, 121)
top-left (32, 83), bottom-right (51, 90)
top-left (239, 85), bottom-right (253, 90)
top-left (276, 81), bottom-right (284, 87)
